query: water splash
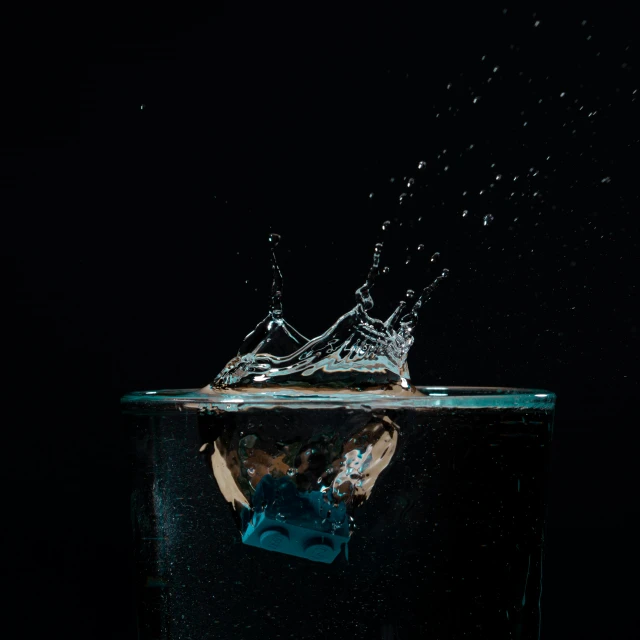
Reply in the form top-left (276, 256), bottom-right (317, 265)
top-left (229, 234), bottom-right (308, 359)
top-left (208, 235), bottom-right (448, 392)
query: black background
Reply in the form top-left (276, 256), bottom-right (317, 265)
top-left (2, 7), bottom-right (638, 639)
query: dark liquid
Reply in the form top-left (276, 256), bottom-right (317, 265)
top-left (126, 397), bottom-right (553, 639)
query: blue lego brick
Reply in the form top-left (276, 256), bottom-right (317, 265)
top-left (241, 510), bottom-right (349, 563)
top-left (239, 474), bottom-right (350, 563)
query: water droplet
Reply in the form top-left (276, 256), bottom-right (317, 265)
top-left (483, 214), bottom-right (495, 226)
top-left (269, 233), bottom-right (281, 247)
top-left (247, 467), bottom-right (256, 475)
top-left (418, 161), bottom-right (427, 170)
top-left (383, 266), bottom-right (390, 274)
top-left (406, 289), bottom-right (415, 299)
top-left (430, 252), bottom-right (440, 263)
top-left (496, 174), bottom-right (502, 181)
top-left (417, 244), bottom-right (424, 251)
top-left (382, 220), bottom-right (391, 231)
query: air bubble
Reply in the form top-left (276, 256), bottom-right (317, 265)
top-left (417, 244), bottom-right (424, 251)
top-left (430, 252), bottom-right (440, 263)
top-left (406, 289), bottom-right (415, 299)
top-left (247, 467), bottom-right (256, 475)
top-left (483, 214), bottom-right (495, 226)
top-left (418, 161), bottom-right (427, 170)
top-left (496, 174), bottom-right (502, 181)
top-left (268, 233), bottom-right (281, 247)
top-left (382, 220), bottom-right (391, 231)
top-left (383, 266), bottom-right (390, 274)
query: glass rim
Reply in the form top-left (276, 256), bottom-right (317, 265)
top-left (121, 386), bottom-right (556, 413)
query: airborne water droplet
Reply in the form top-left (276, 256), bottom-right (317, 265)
top-left (483, 214), bottom-right (495, 226)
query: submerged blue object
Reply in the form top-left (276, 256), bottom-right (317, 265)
top-left (240, 474), bottom-right (350, 563)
